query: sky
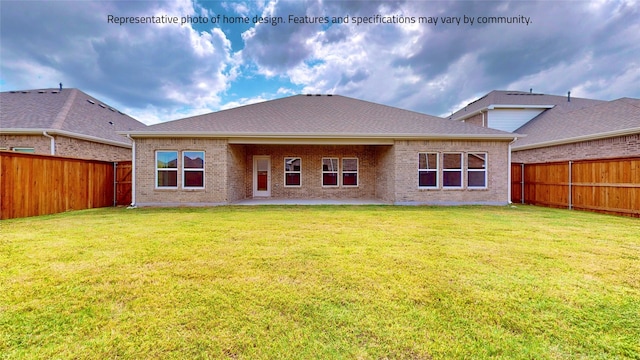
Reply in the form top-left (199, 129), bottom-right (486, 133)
top-left (1, 0), bottom-right (639, 125)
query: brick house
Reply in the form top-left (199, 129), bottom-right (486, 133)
top-left (449, 90), bottom-right (640, 163)
top-left (0, 88), bottom-right (146, 161)
top-left (122, 94), bottom-right (518, 206)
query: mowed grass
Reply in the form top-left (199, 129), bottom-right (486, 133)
top-left (1, 205), bottom-right (639, 359)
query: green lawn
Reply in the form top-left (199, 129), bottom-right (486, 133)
top-left (1, 205), bottom-right (639, 359)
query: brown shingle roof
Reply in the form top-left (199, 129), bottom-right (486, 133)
top-left (450, 90), bottom-right (604, 120)
top-left (0, 88), bottom-right (146, 146)
top-left (513, 97), bottom-right (640, 150)
top-left (127, 94), bottom-right (516, 139)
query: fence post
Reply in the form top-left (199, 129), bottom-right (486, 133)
top-left (521, 163), bottom-right (525, 204)
top-left (113, 162), bottom-right (117, 207)
top-left (568, 160), bottom-right (573, 210)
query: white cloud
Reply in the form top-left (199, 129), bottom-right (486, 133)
top-left (2, 0), bottom-right (638, 123)
top-left (219, 95), bottom-right (271, 110)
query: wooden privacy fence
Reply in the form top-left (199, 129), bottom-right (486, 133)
top-left (115, 161), bottom-right (132, 207)
top-left (511, 157), bottom-right (640, 217)
top-left (1, 151), bottom-right (132, 220)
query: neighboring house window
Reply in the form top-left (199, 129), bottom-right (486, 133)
top-left (442, 153), bottom-right (462, 188)
top-left (12, 147), bottom-right (35, 153)
top-left (183, 151), bottom-right (205, 188)
top-left (322, 158), bottom-right (339, 186)
top-left (284, 157), bottom-right (301, 187)
top-left (342, 158), bottom-right (358, 186)
top-left (156, 151), bottom-right (178, 188)
top-left (418, 152), bottom-right (438, 188)
top-left (467, 153), bottom-right (487, 188)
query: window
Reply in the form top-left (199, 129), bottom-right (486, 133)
top-left (442, 153), bottom-right (462, 188)
top-left (322, 158), bottom-right (338, 186)
top-left (284, 157), bottom-right (301, 187)
top-left (12, 147), bottom-right (35, 153)
top-left (183, 151), bottom-right (204, 188)
top-left (467, 153), bottom-right (487, 188)
top-left (156, 151), bottom-right (178, 188)
top-left (418, 153), bottom-right (438, 188)
top-left (342, 158), bottom-right (358, 186)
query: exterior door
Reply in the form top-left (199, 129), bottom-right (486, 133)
top-left (253, 156), bottom-right (271, 197)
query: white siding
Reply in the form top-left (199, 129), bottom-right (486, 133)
top-left (487, 109), bottom-right (546, 132)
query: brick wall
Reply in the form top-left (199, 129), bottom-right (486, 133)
top-left (462, 112), bottom-right (485, 127)
top-left (227, 144), bottom-right (246, 203)
top-left (242, 144), bottom-right (379, 199)
top-left (375, 145), bottom-right (395, 202)
top-left (55, 136), bottom-right (131, 161)
top-left (393, 140), bottom-right (510, 205)
top-left (0, 134), bottom-right (131, 161)
top-left (133, 138), bottom-right (512, 206)
top-left (134, 138), bottom-right (228, 206)
top-left (0, 135), bottom-right (50, 154)
top-left (512, 134), bottom-right (640, 163)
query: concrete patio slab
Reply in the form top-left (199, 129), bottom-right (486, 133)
top-left (232, 198), bottom-right (390, 206)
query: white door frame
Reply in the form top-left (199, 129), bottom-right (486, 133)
top-left (253, 155), bottom-right (271, 197)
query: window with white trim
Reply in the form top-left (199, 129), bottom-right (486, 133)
top-left (418, 153), bottom-right (438, 188)
top-left (183, 151), bottom-right (205, 188)
top-left (156, 151), bottom-right (178, 188)
top-left (322, 158), bottom-right (338, 187)
top-left (442, 153), bottom-right (462, 188)
top-left (284, 157), bottom-right (301, 187)
top-left (342, 158), bottom-right (358, 186)
top-left (467, 153), bottom-right (487, 188)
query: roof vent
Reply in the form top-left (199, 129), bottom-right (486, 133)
top-left (109, 107), bottom-right (116, 112)
top-left (315, 94), bottom-right (321, 96)
top-left (87, 99), bottom-right (95, 104)
top-left (108, 121), bottom-right (114, 125)
top-left (327, 94), bottom-right (333, 97)
top-left (98, 103), bottom-right (106, 108)
top-left (306, 94), bottom-right (312, 96)
top-left (38, 90), bottom-right (46, 94)
top-left (51, 91), bottom-right (58, 94)
top-left (21, 91), bottom-right (29, 94)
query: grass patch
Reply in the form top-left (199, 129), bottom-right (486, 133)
top-left (1, 205), bottom-right (639, 359)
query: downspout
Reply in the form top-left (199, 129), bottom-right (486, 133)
top-left (507, 137), bottom-right (518, 204)
top-left (43, 131), bottom-right (55, 155)
top-left (127, 134), bottom-right (136, 208)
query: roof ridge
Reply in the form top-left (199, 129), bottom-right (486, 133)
top-left (618, 97), bottom-right (640, 110)
top-left (50, 89), bottom-right (78, 129)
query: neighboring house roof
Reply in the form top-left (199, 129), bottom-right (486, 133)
top-left (124, 94), bottom-right (517, 142)
top-left (450, 90), bottom-right (605, 121)
top-left (512, 97), bottom-right (640, 150)
top-left (0, 88), bottom-right (146, 147)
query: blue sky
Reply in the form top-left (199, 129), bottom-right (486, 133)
top-left (1, 0), bottom-right (639, 124)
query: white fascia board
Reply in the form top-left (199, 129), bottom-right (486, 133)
top-left (487, 104), bottom-right (555, 110)
top-left (450, 108), bottom-right (487, 121)
top-left (512, 127), bottom-right (640, 151)
top-left (120, 131), bottom-right (520, 143)
top-left (1, 128), bottom-right (132, 148)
